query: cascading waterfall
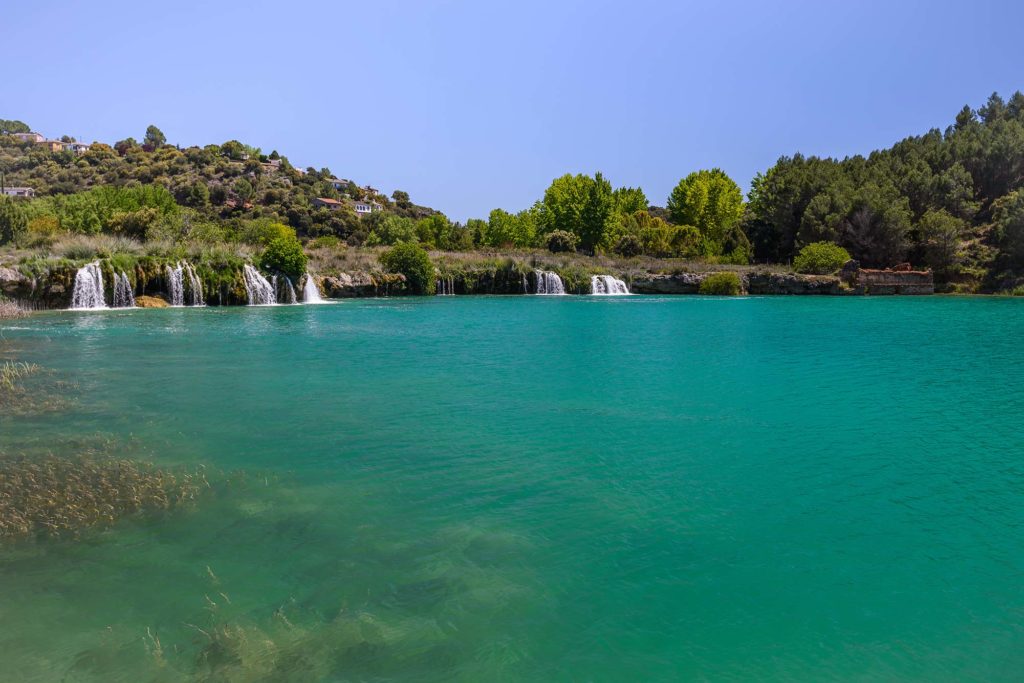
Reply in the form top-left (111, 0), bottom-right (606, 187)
top-left (165, 263), bottom-right (183, 306)
top-left (165, 262), bottom-right (204, 306)
top-left (70, 261), bottom-right (107, 309)
top-left (112, 271), bottom-right (136, 308)
top-left (242, 264), bottom-right (277, 305)
top-left (591, 275), bottom-right (630, 295)
top-left (277, 276), bottom-right (297, 304)
top-left (184, 262), bottom-right (204, 306)
top-left (436, 276), bottom-right (455, 296)
top-left (521, 273), bottom-right (528, 294)
top-left (535, 270), bottom-right (566, 295)
top-left (303, 274), bottom-right (324, 303)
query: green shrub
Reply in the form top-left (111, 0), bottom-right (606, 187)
top-left (793, 241), bottom-right (850, 274)
top-left (613, 234), bottom-right (643, 257)
top-left (0, 197), bottom-right (28, 245)
top-left (546, 230), bottom-right (579, 253)
top-left (260, 236), bottom-right (308, 278)
top-left (380, 242), bottom-right (435, 295)
top-left (699, 271), bottom-right (742, 295)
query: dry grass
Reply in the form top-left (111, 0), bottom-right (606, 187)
top-left (0, 298), bottom-right (29, 320)
top-left (0, 361), bottom-right (40, 389)
top-left (0, 453), bottom-right (209, 539)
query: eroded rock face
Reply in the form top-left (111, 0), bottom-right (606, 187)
top-left (321, 272), bottom-right (406, 297)
top-left (630, 273), bottom-right (706, 294)
top-left (744, 271), bottom-right (842, 295)
top-left (0, 266), bottom-right (30, 298)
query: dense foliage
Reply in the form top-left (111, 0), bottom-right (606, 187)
top-left (380, 242), bottom-right (435, 295)
top-left (698, 272), bottom-right (742, 295)
top-left (746, 91), bottom-right (1024, 288)
top-left (793, 241), bottom-right (851, 275)
top-left (260, 235), bottom-right (308, 278)
top-left (4, 92), bottom-right (1024, 290)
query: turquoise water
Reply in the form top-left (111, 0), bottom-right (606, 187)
top-left (2, 296), bottom-right (1024, 681)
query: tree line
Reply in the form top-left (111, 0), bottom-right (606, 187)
top-left (3, 92), bottom-right (1024, 289)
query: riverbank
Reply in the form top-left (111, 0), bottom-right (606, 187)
top-left (0, 244), bottom-right (935, 309)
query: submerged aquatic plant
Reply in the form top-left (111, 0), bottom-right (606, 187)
top-left (0, 454), bottom-right (209, 539)
top-left (0, 361), bottom-right (73, 415)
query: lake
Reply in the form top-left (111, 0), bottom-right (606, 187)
top-left (2, 295), bottom-right (1023, 681)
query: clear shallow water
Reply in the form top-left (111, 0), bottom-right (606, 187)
top-left (2, 296), bottom-right (1024, 682)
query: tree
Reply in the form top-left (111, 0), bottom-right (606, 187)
top-left (540, 172), bottom-right (614, 253)
top-left (260, 236), bottom-right (308, 278)
top-left (667, 169), bottom-right (744, 255)
top-left (793, 241), bottom-right (851, 274)
top-left (613, 186), bottom-right (648, 215)
top-left (839, 184), bottom-right (911, 267)
top-left (392, 190), bottom-right (412, 210)
top-left (380, 242), bottom-right (435, 295)
top-left (0, 119), bottom-right (30, 134)
top-left (546, 230), bottom-right (578, 253)
top-left (233, 178), bottom-right (253, 204)
top-left (143, 125), bottom-right (166, 150)
top-left (485, 208), bottom-right (536, 248)
top-left (918, 209), bottom-right (966, 275)
top-left (0, 197), bottom-right (28, 245)
top-left (993, 190), bottom-right (1024, 269)
top-left (365, 215), bottom-right (416, 246)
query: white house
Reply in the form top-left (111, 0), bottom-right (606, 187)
top-left (11, 132), bottom-right (45, 143)
top-left (1, 187), bottom-right (35, 198)
top-left (353, 200), bottom-right (382, 215)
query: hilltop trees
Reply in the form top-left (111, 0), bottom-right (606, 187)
top-left (143, 125), bottom-right (166, 150)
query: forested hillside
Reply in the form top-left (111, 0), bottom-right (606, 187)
top-left (744, 92), bottom-right (1024, 289)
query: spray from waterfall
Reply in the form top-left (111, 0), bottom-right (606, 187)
top-left (535, 270), bottom-right (566, 295)
top-left (70, 262), bottom-right (107, 309)
top-left (591, 275), bottom-right (630, 295)
top-left (303, 274), bottom-right (325, 303)
top-left (242, 264), bottom-right (277, 305)
top-left (113, 271), bottom-right (136, 308)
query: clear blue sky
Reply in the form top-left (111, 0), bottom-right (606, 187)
top-left (3, 0), bottom-right (1023, 221)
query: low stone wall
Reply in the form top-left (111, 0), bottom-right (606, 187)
top-left (852, 269), bottom-right (934, 295)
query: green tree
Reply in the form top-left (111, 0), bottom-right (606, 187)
top-left (380, 242), bottom-right (435, 295)
top-left (613, 186), bottom-right (648, 215)
top-left (993, 190), bottom-right (1024, 269)
top-left (260, 236), bottom-right (308, 278)
top-left (365, 215), bottom-right (416, 246)
top-left (233, 178), bottom-right (253, 204)
top-left (143, 125), bottom-right (166, 150)
top-left (918, 209), bottom-right (967, 275)
top-left (699, 272), bottom-right (742, 295)
top-left (540, 172), bottom-right (614, 253)
top-left (546, 230), bottom-right (579, 253)
top-left (793, 241), bottom-right (851, 274)
top-left (667, 169), bottom-right (744, 255)
top-left (0, 119), bottom-right (30, 134)
top-left (0, 197), bottom-right (28, 245)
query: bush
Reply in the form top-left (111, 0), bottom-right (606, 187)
top-left (793, 241), bottom-right (850, 274)
top-left (699, 271), bottom-right (742, 295)
top-left (380, 242), bottom-right (435, 295)
top-left (546, 230), bottom-right (579, 253)
top-left (260, 236), bottom-right (308, 277)
top-left (613, 234), bottom-right (643, 257)
top-left (0, 197), bottom-right (28, 245)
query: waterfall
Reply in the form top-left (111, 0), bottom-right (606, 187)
top-left (277, 276), bottom-right (297, 304)
top-left (166, 262), bottom-right (204, 306)
top-left (184, 263), bottom-right (204, 306)
top-left (521, 273), bottom-right (528, 294)
top-left (242, 264), bottom-right (277, 305)
top-left (535, 270), bottom-right (566, 295)
top-left (112, 271), bottom-right (136, 308)
top-left (436, 276), bottom-right (455, 296)
top-left (70, 261), bottom-right (107, 309)
top-left (165, 263), bottom-right (184, 306)
top-left (303, 274), bottom-right (324, 303)
top-left (591, 275), bottom-right (630, 295)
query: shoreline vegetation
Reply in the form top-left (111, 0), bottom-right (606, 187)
top-left (3, 91), bottom-right (1024, 307)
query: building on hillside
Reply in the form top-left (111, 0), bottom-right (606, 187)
top-left (363, 184), bottom-right (379, 196)
top-left (312, 197), bottom-right (345, 210)
top-left (328, 177), bottom-right (351, 190)
top-left (64, 141), bottom-right (90, 154)
top-left (1, 186), bottom-right (35, 198)
top-left (43, 140), bottom-right (64, 152)
top-left (11, 132), bottom-right (45, 143)
top-left (353, 199), bottom-right (382, 215)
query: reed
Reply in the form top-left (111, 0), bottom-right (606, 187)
top-left (0, 453), bottom-right (209, 539)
